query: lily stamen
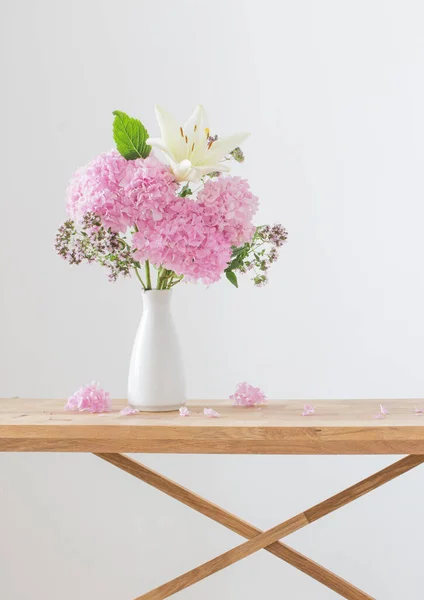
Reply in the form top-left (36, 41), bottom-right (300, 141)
top-left (147, 105), bottom-right (249, 182)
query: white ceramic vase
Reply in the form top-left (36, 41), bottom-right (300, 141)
top-left (128, 290), bottom-right (187, 411)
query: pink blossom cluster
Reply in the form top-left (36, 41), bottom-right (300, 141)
top-left (66, 151), bottom-right (129, 232)
top-left (197, 177), bottom-right (258, 247)
top-left (132, 196), bottom-right (232, 284)
top-left (230, 382), bottom-right (266, 407)
top-left (65, 382), bottom-right (111, 413)
top-left (66, 151), bottom-right (177, 233)
top-left (130, 173), bottom-right (258, 283)
top-left (66, 152), bottom-right (258, 283)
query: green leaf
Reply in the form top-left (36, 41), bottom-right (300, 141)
top-left (179, 183), bottom-right (192, 197)
top-left (226, 270), bottom-right (238, 288)
top-left (227, 257), bottom-right (243, 271)
top-left (112, 110), bottom-right (151, 160)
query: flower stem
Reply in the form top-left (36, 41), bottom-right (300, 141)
top-left (134, 266), bottom-right (146, 290)
top-left (168, 275), bottom-right (184, 288)
top-left (145, 260), bottom-right (152, 290)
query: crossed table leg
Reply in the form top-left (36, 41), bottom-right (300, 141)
top-left (95, 453), bottom-right (424, 599)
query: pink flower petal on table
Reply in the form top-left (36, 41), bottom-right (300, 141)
top-left (301, 404), bottom-right (315, 416)
top-left (230, 382), bottom-right (266, 407)
top-left (372, 404), bottom-right (388, 419)
top-left (179, 407), bottom-right (191, 417)
top-left (65, 382), bottom-right (111, 414)
top-left (204, 408), bottom-right (221, 418)
top-left (414, 408), bottom-right (424, 415)
top-left (119, 405), bottom-right (140, 416)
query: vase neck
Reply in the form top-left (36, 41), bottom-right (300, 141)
top-left (142, 289), bottom-right (172, 311)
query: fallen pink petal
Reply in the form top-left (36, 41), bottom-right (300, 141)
top-left (120, 405), bottom-right (140, 416)
top-left (204, 408), bottom-right (221, 418)
top-left (414, 408), bottom-right (424, 415)
top-left (301, 403), bottom-right (315, 416)
top-left (230, 382), bottom-right (266, 407)
top-left (372, 404), bottom-right (388, 419)
top-left (179, 407), bottom-right (191, 417)
top-left (65, 382), bottom-right (111, 414)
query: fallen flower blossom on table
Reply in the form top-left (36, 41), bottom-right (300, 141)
top-left (413, 408), bottom-right (424, 415)
top-left (120, 406), bottom-right (140, 416)
top-left (204, 408), bottom-right (221, 418)
top-left (373, 404), bottom-right (389, 419)
top-left (230, 382), bottom-right (266, 407)
top-left (65, 382), bottom-right (111, 413)
top-left (179, 407), bottom-right (191, 417)
top-left (301, 404), bottom-right (315, 416)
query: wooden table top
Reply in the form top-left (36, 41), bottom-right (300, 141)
top-left (1, 398), bottom-right (424, 454)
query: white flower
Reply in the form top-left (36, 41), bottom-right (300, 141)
top-left (147, 105), bottom-right (250, 183)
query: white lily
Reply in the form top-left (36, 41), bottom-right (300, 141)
top-left (147, 105), bottom-right (250, 183)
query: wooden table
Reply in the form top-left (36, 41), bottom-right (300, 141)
top-left (1, 398), bottom-right (424, 600)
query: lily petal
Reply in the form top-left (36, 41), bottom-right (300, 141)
top-left (183, 105), bottom-right (208, 148)
top-left (154, 105), bottom-right (186, 162)
top-left (147, 137), bottom-right (176, 161)
top-left (204, 132), bottom-right (250, 164)
top-left (173, 159), bottom-right (194, 181)
top-left (190, 164), bottom-right (231, 177)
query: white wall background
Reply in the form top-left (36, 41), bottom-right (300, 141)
top-left (1, 0), bottom-right (424, 597)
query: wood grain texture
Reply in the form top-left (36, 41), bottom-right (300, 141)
top-left (96, 453), bottom-right (372, 600)
top-left (2, 399), bottom-right (424, 454)
top-left (135, 455), bottom-right (423, 599)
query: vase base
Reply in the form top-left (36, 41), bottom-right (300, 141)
top-left (129, 404), bottom-right (186, 413)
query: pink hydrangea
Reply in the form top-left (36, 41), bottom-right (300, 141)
top-left (65, 382), bottom-right (111, 413)
top-left (197, 176), bottom-right (258, 246)
top-left (66, 152), bottom-right (177, 233)
top-left (132, 197), bottom-right (231, 284)
top-left (123, 156), bottom-right (178, 223)
top-left (230, 382), bottom-right (266, 407)
top-left (66, 151), bottom-right (130, 232)
top-left (66, 154), bottom-right (259, 284)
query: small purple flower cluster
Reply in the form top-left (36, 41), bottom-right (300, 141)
top-left (55, 212), bottom-right (137, 282)
top-left (226, 224), bottom-right (288, 287)
top-left (260, 224), bottom-right (288, 248)
top-left (251, 224), bottom-right (288, 287)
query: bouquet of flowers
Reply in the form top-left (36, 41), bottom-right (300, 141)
top-left (55, 105), bottom-right (287, 289)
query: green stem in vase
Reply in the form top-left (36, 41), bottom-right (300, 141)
top-left (134, 266), bottom-right (146, 290)
top-left (145, 260), bottom-right (152, 290)
top-left (159, 269), bottom-right (171, 289)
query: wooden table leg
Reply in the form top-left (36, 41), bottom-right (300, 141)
top-left (95, 452), bottom-right (370, 599)
top-left (96, 454), bottom-right (424, 599)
